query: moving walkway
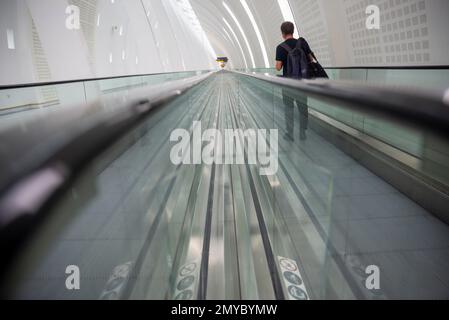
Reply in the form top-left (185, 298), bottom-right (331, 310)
top-left (1, 69), bottom-right (449, 300)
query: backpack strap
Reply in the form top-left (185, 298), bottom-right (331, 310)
top-left (280, 43), bottom-right (292, 53)
top-left (297, 37), bottom-right (318, 63)
top-left (296, 38), bottom-right (304, 49)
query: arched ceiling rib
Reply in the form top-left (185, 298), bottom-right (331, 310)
top-left (189, 2), bottom-right (245, 67)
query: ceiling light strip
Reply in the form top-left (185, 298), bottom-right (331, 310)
top-left (223, 18), bottom-right (248, 69)
top-left (223, 1), bottom-right (256, 68)
top-left (277, 0), bottom-right (299, 38)
top-left (240, 0), bottom-right (270, 68)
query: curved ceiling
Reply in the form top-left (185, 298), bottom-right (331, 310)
top-left (191, 0), bottom-right (449, 69)
top-left (191, 0), bottom-right (284, 69)
top-left (1, 0), bottom-right (448, 85)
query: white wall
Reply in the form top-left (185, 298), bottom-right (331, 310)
top-left (0, 0), bottom-right (38, 85)
top-left (326, 0), bottom-right (449, 66)
top-left (0, 0), bottom-right (217, 86)
top-left (2, 0), bottom-right (449, 86)
top-left (27, 0), bottom-right (92, 80)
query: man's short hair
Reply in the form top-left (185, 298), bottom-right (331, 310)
top-left (281, 22), bottom-right (295, 35)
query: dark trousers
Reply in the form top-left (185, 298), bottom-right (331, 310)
top-left (283, 89), bottom-right (309, 139)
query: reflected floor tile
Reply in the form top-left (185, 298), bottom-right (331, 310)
top-left (62, 212), bottom-right (112, 240)
top-left (341, 215), bottom-right (449, 254)
top-left (330, 193), bottom-right (427, 221)
top-left (341, 250), bottom-right (449, 299)
top-left (329, 163), bottom-right (377, 179)
top-left (334, 176), bottom-right (399, 196)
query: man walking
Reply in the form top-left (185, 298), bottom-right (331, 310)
top-left (275, 22), bottom-right (312, 141)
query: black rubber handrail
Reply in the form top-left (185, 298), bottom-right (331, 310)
top-left (0, 72), bottom-right (214, 282)
top-left (0, 70), bottom-right (210, 90)
top-left (233, 70), bottom-right (449, 137)
top-left (324, 65), bottom-right (449, 70)
top-left (2, 66), bottom-right (448, 90)
top-left (241, 65), bottom-right (449, 71)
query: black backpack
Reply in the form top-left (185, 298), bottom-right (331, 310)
top-left (281, 38), bottom-right (328, 80)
